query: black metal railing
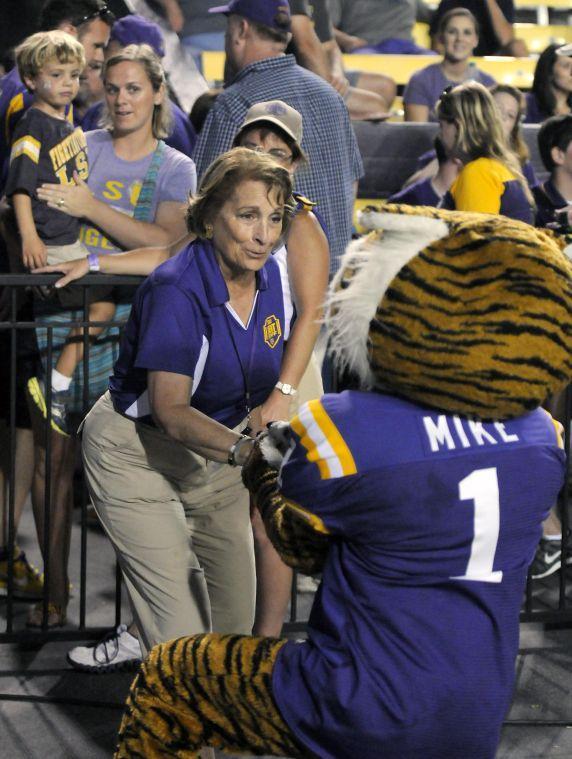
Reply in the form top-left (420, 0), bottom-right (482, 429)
top-left (1, 274), bottom-right (571, 648)
top-left (1, 274), bottom-right (141, 644)
top-left (521, 382), bottom-right (572, 624)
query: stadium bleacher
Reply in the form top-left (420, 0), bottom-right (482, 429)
top-left (201, 51), bottom-right (538, 90)
top-left (413, 21), bottom-right (572, 55)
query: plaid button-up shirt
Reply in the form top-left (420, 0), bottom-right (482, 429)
top-left (193, 55), bottom-right (363, 274)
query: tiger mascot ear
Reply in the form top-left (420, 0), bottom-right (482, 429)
top-left (325, 204), bottom-right (572, 421)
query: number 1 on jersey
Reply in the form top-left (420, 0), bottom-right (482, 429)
top-left (452, 467), bottom-right (503, 584)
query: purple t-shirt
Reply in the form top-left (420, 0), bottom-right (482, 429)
top-left (524, 92), bottom-right (550, 124)
top-left (403, 63), bottom-right (496, 122)
top-left (79, 129), bottom-right (196, 256)
top-left (388, 177), bottom-right (442, 206)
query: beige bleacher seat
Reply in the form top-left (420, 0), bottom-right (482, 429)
top-left (341, 54), bottom-right (536, 89)
top-left (515, 0), bottom-right (570, 26)
top-left (514, 23), bottom-right (572, 54)
top-left (412, 22), bottom-right (431, 50)
top-left (515, 0), bottom-right (570, 6)
top-left (415, 20), bottom-right (572, 56)
top-left (201, 51), bottom-right (536, 89)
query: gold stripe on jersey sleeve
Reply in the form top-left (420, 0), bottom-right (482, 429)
top-left (283, 497), bottom-right (330, 535)
top-left (290, 399), bottom-right (357, 479)
top-left (541, 408), bottom-right (564, 449)
top-left (10, 135), bottom-right (41, 164)
top-left (5, 93), bottom-right (24, 142)
top-left (290, 410), bottom-right (330, 479)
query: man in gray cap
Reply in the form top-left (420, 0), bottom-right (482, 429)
top-left (193, 0), bottom-right (363, 275)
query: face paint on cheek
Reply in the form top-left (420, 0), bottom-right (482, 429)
top-left (40, 80), bottom-right (52, 91)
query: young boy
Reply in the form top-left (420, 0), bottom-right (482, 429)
top-left (534, 114), bottom-right (572, 235)
top-left (6, 30), bottom-right (115, 436)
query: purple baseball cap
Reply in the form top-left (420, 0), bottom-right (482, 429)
top-left (109, 14), bottom-right (165, 58)
top-left (209, 0), bottom-right (291, 33)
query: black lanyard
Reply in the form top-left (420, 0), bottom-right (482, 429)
top-left (223, 293), bottom-right (260, 432)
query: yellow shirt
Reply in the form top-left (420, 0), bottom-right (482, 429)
top-left (449, 157), bottom-right (532, 223)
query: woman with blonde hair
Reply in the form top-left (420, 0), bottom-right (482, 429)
top-left (436, 81), bottom-right (534, 223)
top-left (25, 43), bottom-right (196, 628)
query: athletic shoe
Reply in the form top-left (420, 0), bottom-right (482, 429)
top-left (0, 548), bottom-right (44, 600)
top-left (529, 538), bottom-right (568, 580)
top-left (27, 376), bottom-right (70, 437)
top-left (26, 601), bottom-right (67, 628)
top-left (67, 624), bottom-right (142, 674)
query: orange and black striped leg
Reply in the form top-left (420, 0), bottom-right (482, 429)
top-left (115, 633), bottom-right (307, 759)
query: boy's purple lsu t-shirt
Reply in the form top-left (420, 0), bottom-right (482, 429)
top-left (109, 240), bottom-right (291, 429)
top-left (272, 391), bottom-right (565, 759)
top-left (5, 107), bottom-right (88, 245)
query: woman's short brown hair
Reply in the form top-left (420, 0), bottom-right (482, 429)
top-left (186, 148), bottom-right (294, 239)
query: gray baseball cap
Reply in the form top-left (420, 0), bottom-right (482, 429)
top-left (240, 100), bottom-right (303, 146)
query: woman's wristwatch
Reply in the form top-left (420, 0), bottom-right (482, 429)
top-left (228, 435), bottom-right (256, 467)
top-left (275, 381), bottom-right (297, 396)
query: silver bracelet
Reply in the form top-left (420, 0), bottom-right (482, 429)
top-left (228, 435), bottom-right (255, 467)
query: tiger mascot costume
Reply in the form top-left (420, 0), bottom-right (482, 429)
top-left (115, 205), bottom-right (572, 759)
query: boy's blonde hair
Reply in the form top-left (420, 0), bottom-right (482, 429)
top-left (16, 30), bottom-right (85, 84)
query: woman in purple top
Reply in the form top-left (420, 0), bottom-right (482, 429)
top-left (78, 149), bottom-right (294, 655)
top-left (525, 44), bottom-right (572, 124)
top-left (404, 8), bottom-right (495, 123)
top-left (29, 44), bottom-right (195, 629)
top-left (40, 101), bottom-right (330, 649)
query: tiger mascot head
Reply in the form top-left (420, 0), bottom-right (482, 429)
top-left (326, 204), bottom-right (572, 420)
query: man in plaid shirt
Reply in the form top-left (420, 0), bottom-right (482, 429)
top-left (193, 0), bottom-right (363, 274)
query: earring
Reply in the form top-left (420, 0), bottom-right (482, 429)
top-left (205, 224), bottom-right (213, 239)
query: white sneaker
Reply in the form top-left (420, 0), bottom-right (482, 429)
top-left (67, 624), bottom-right (142, 673)
top-left (296, 574), bottom-right (320, 593)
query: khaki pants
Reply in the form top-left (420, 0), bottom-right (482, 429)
top-left (46, 239), bottom-right (89, 265)
top-left (81, 392), bottom-right (255, 654)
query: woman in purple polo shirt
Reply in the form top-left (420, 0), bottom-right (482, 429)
top-left (40, 101), bottom-right (331, 648)
top-left (79, 148), bottom-right (294, 654)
